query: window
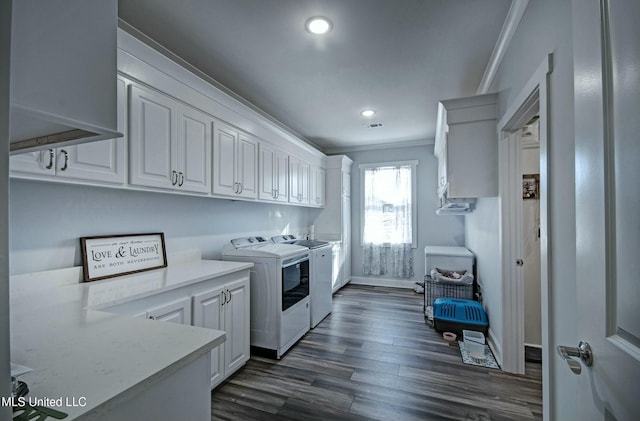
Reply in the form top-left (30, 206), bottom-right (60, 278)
top-left (360, 161), bottom-right (417, 279)
top-left (360, 161), bottom-right (417, 248)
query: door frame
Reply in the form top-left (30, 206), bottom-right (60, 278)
top-left (497, 54), bottom-right (553, 420)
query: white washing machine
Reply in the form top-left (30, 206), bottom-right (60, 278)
top-left (222, 236), bottom-right (310, 358)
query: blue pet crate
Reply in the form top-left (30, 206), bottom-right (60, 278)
top-left (433, 298), bottom-right (488, 335)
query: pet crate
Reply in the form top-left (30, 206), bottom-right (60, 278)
top-left (432, 298), bottom-right (488, 335)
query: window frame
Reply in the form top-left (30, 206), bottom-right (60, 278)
top-left (359, 160), bottom-right (418, 248)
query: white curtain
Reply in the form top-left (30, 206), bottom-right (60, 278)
top-left (362, 165), bottom-right (414, 279)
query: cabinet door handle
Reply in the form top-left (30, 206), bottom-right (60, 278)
top-left (221, 290), bottom-right (226, 306)
top-left (45, 149), bottom-right (54, 169)
top-left (172, 170), bottom-right (178, 186)
top-left (238, 183), bottom-right (243, 194)
top-left (226, 290), bottom-right (231, 303)
top-left (148, 315), bottom-right (156, 320)
top-left (59, 150), bottom-right (69, 171)
top-left (178, 172), bottom-right (184, 187)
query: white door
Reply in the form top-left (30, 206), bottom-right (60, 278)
top-left (193, 286), bottom-right (225, 388)
top-left (176, 105), bottom-right (212, 194)
top-left (224, 279), bottom-right (250, 374)
top-left (572, 1), bottom-right (640, 420)
top-left (274, 148), bottom-right (289, 202)
top-left (146, 297), bottom-right (192, 325)
top-left (259, 142), bottom-right (277, 201)
top-left (236, 133), bottom-right (258, 199)
top-left (212, 121), bottom-right (238, 196)
top-left (129, 84), bottom-right (176, 190)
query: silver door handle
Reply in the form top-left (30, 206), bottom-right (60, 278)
top-left (516, 259), bottom-right (524, 266)
top-left (557, 341), bottom-right (593, 375)
top-left (59, 149), bottom-right (69, 171)
top-left (45, 149), bottom-right (55, 169)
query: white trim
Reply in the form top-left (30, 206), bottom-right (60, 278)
top-left (324, 138), bottom-right (433, 155)
top-left (498, 54), bottom-right (552, 421)
top-left (477, 0), bottom-right (530, 94)
top-left (350, 276), bottom-right (415, 289)
top-left (358, 160), bottom-right (419, 169)
top-left (487, 327), bottom-right (504, 368)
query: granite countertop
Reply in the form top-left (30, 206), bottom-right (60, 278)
top-left (9, 259), bottom-right (253, 420)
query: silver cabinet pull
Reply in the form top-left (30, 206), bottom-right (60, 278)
top-left (221, 290), bottom-right (226, 306)
top-left (45, 149), bottom-right (54, 169)
top-left (171, 170), bottom-right (178, 185)
top-left (516, 259), bottom-right (524, 266)
top-left (557, 341), bottom-right (593, 375)
top-left (60, 149), bottom-right (69, 171)
top-left (238, 183), bottom-right (243, 194)
top-left (178, 172), bottom-right (184, 187)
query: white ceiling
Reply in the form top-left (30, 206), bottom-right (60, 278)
top-left (118, 0), bottom-right (513, 153)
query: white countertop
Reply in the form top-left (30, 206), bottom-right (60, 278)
top-left (10, 259), bottom-right (253, 420)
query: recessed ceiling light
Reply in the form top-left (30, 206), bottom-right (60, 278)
top-left (361, 109), bottom-right (376, 118)
top-left (305, 17), bottom-right (332, 35)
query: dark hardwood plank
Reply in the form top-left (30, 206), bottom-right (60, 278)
top-left (211, 284), bottom-right (542, 421)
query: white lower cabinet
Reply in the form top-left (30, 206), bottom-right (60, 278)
top-left (146, 297), bottom-right (192, 325)
top-left (192, 277), bottom-right (249, 388)
top-left (102, 267), bottom-right (250, 390)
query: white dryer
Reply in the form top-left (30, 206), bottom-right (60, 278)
top-left (222, 236), bottom-right (310, 358)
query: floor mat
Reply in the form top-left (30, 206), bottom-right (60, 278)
top-left (458, 341), bottom-right (500, 369)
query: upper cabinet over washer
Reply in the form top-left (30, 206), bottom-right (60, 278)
top-left (212, 121), bottom-right (259, 199)
top-left (10, 0), bottom-right (121, 153)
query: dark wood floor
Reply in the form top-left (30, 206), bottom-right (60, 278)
top-left (211, 284), bottom-right (542, 421)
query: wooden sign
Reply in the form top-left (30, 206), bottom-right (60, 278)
top-left (80, 233), bottom-right (167, 282)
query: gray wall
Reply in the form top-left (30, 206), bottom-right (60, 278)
top-left (346, 145), bottom-right (466, 286)
top-left (9, 179), bottom-right (320, 275)
top-left (464, 0), bottom-right (577, 419)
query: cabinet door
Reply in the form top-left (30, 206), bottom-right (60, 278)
top-left (9, 149), bottom-right (56, 176)
top-left (212, 121), bottom-right (238, 196)
top-left (129, 84), bottom-right (176, 190)
top-left (310, 166), bottom-right (325, 207)
top-left (193, 286), bottom-right (225, 388)
top-left (289, 155), bottom-right (309, 204)
top-left (224, 278), bottom-right (250, 374)
top-left (236, 134), bottom-right (258, 199)
top-left (177, 106), bottom-right (212, 194)
top-left (259, 143), bottom-right (288, 202)
top-left (274, 148), bottom-right (289, 202)
top-left (55, 78), bottom-right (127, 185)
top-left (259, 143), bottom-right (277, 201)
top-left (146, 297), bottom-right (192, 325)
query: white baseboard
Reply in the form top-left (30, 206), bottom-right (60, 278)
top-left (487, 327), bottom-right (503, 368)
top-left (350, 276), bottom-right (416, 289)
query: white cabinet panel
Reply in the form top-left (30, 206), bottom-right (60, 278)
top-left (10, 78), bottom-right (127, 185)
top-left (289, 155), bottom-right (310, 205)
top-left (212, 121), bottom-right (258, 199)
top-left (192, 285), bottom-right (225, 388)
top-left (259, 142), bottom-right (289, 202)
top-left (177, 107), bottom-right (212, 193)
top-left (310, 165), bottom-right (325, 207)
top-left (192, 277), bottom-right (249, 389)
top-left (129, 84), bottom-right (175, 190)
top-left (146, 297), bottom-right (192, 325)
top-left (129, 83), bottom-right (212, 194)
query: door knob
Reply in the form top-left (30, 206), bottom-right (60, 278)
top-left (516, 259), bottom-right (524, 266)
top-left (557, 341), bottom-right (593, 374)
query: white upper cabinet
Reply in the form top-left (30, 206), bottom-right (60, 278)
top-left (10, 0), bottom-right (120, 153)
top-left (212, 121), bottom-right (258, 199)
top-left (129, 83), bottom-right (212, 194)
top-left (10, 78), bottom-right (127, 185)
top-left (289, 155), bottom-right (310, 205)
top-left (310, 165), bottom-right (326, 207)
top-left (434, 93), bottom-right (498, 199)
top-left (259, 142), bottom-right (289, 202)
